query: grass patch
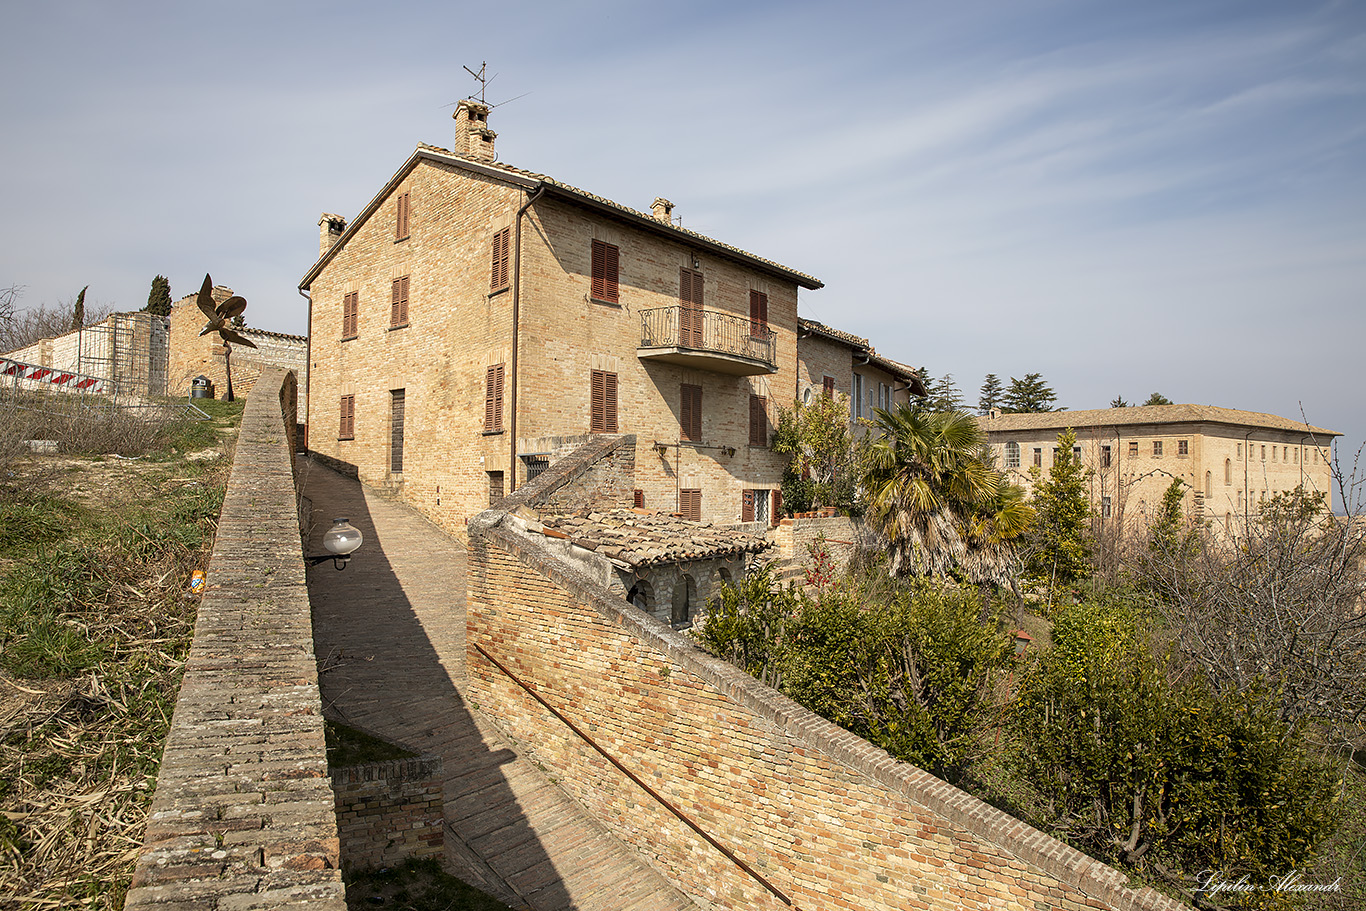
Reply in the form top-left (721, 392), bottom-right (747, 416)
top-left (344, 857), bottom-right (517, 911)
top-left (326, 719), bottom-right (418, 768)
top-left (0, 408), bottom-right (239, 908)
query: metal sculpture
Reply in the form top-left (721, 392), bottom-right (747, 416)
top-left (194, 273), bottom-right (256, 401)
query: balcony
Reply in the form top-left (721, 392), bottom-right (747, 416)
top-left (637, 307), bottom-right (777, 375)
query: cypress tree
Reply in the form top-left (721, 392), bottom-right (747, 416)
top-left (145, 275), bottom-right (172, 316)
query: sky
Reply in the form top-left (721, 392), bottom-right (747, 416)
top-left (2, 0), bottom-right (1364, 500)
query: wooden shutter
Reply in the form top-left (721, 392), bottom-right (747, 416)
top-left (390, 389), bottom-right (405, 473)
top-left (343, 291), bottom-right (358, 338)
top-left (391, 276), bottom-right (409, 327)
top-left (771, 489), bottom-right (782, 526)
top-left (591, 240), bottom-right (619, 303)
top-left (591, 370), bottom-right (616, 433)
top-left (488, 471), bottom-right (504, 504)
top-left (679, 268), bottom-right (703, 346)
top-left (396, 192), bottom-right (410, 239)
top-left (742, 489), bottom-right (755, 523)
top-left (485, 364), bottom-right (504, 431)
top-left (680, 489), bottom-right (701, 522)
top-left (749, 395), bottom-right (767, 446)
top-left (491, 228), bottom-right (510, 290)
top-left (749, 290), bottom-right (768, 337)
top-left (633, 489), bottom-right (644, 509)
top-left (681, 384), bottom-right (701, 441)
top-left (822, 375), bottom-right (836, 398)
top-left (339, 394), bottom-right (354, 440)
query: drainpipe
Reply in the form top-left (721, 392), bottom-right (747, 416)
top-left (297, 287), bottom-right (312, 451)
top-left (509, 184), bottom-right (547, 492)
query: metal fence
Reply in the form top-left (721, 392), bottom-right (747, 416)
top-left (638, 306), bottom-right (777, 369)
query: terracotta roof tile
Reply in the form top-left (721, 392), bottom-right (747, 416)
top-left (540, 510), bottom-right (770, 568)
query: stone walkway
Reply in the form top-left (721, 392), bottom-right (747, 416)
top-left (300, 458), bottom-right (696, 911)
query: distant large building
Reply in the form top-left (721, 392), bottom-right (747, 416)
top-left (981, 404), bottom-right (1340, 537)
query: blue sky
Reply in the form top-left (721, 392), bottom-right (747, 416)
top-left (3, 1), bottom-right (1364, 498)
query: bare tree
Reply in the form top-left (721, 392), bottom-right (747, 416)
top-left (0, 294), bottom-right (114, 355)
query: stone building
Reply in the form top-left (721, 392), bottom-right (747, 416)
top-left (167, 286), bottom-right (308, 409)
top-left (982, 404), bottom-right (1340, 537)
top-left (796, 317), bottom-right (924, 432)
top-left (300, 100), bottom-right (921, 536)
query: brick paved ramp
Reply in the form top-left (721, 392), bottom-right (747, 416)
top-left (301, 458), bottom-right (696, 911)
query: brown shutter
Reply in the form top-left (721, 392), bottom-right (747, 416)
top-left (396, 192), bottom-right (409, 239)
top-left (603, 371), bottom-right (618, 432)
top-left (485, 364), bottom-right (504, 431)
top-left (343, 291), bottom-right (358, 338)
top-left (771, 489), bottom-right (782, 525)
top-left (339, 394), bottom-right (354, 440)
top-left (491, 228), bottom-right (510, 289)
top-left (591, 370), bottom-right (606, 432)
top-left (591, 240), bottom-right (619, 303)
top-left (399, 276), bottom-right (409, 325)
top-left (679, 268), bottom-right (703, 346)
top-left (742, 489), bottom-right (755, 523)
top-left (390, 389), bottom-right (405, 473)
top-left (681, 384), bottom-right (701, 441)
top-left (823, 375), bottom-right (836, 398)
top-left (749, 395), bottom-right (767, 446)
top-left (749, 290), bottom-right (768, 336)
top-left (604, 242), bottom-right (618, 302)
top-left (391, 279), bottom-right (401, 326)
top-left (633, 489), bottom-right (644, 509)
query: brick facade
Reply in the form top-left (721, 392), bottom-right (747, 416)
top-left (466, 503), bottom-right (1188, 911)
top-left (983, 405), bottom-right (1339, 538)
top-left (168, 288), bottom-right (308, 410)
top-left (331, 755), bottom-right (445, 872)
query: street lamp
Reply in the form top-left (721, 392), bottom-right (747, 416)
top-left (306, 518), bottom-right (364, 570)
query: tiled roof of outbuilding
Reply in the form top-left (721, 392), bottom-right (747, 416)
top-left (540, 510), bottom-right (770, 568)
top-left (980, 404), bottom-right (1338, 438)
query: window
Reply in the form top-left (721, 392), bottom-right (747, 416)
top-left (749, 395), bottom-right (768, 446)
top-left (1283, 446), bottom-right (1289, 461)
top-left (591, 370), bottom-right (618, 433)
top-left (679, 489), bottom-right (702, 522)
top-left (1261, 445), bottom-right (1266, 461)
top-left (490, 227), bottom-right (511, 291)
top-left (395, 192), bottom-right (410, 240)
top-left (484, 363), bottom-right (505, 433)
top-left (633, 489), bottom-right (645, 509)
top-left (1153, 440), bottom-right (1163, 457)
top-left (1129, 441), bottom-right (1139, 457)
top-left (524, 456), bottom-right (550, 481)
top-left (851, 372), bottom-right (865, 419)
top-left (1294, 449), bottom-right (1299, 464)
top-left (590, 239), bottom-right (619, 303)
top-left (749, 290), bottom-right (768, 337)
top-left (1225, 459), bottom-right (1232, 484)
top-left (1005, 442), bottom-right (1020, 468)
top-left (1101, 496), bottom-right (1112, 519)
top-left (679, 268), bottom-right (704, 346)
top-left (341, 291), bottom-right (359, 339)
top-left (1073, 445), bottom-right (1082, 460)
top-left (743, 489), bottom-right (771, 525)
top-left (390, 389), bottom-right (405, 473)
top-left (1237, 443), bottom-right (1242, 458)
top-left (1033, 447), bottom-right (1042, 468)
top-left (878, 382), bottom-right (892, 411)
top-left (338, 394), bottom-right (355, 440)
top-left (1271, 446), bottom-right (1277, 462)
top-left (680, 383), bottom-right (702, 441)
top-left (822, 375), bottom-right (836, 398)
top-left (390, 276), bottom-right (409, 328)
top-left (488, 471), bottom-right (504, 505)
top-left (771, 489), bottom-right (782, 524)
top-left (1178, 440), bottom-right (1189, 457)
top-left (1101, 445), bottom-right (1112, 468)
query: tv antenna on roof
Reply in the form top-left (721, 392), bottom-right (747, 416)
top-left (451, 62), bottom-right (530, 109)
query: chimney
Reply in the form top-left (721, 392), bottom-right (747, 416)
top-left (651, 197), bottom-right (674, 223)
top-left (318, 213), bottom-right (346, 256)
top-left (453, 99), bottom-right (497, 162)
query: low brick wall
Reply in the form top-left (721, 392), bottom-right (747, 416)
top-left (467, 509), bottom-right (1189, 911)
top-left (333, 756), bottom-right (445, 872)
top-left (125, 367), bottom-right (345, 910)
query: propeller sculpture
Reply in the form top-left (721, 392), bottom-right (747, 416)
top-left (195, 273), bottom-right (256, 402)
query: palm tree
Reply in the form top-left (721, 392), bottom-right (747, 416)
top-left (862, 407), bottom-right (1032, 586)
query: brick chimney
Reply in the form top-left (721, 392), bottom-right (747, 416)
top-left (651, 198), bottom-right (674, 223)
top-left (318, 213), bottom-right (346, 256)
top-left (453, 100), bottom-right (497, 162)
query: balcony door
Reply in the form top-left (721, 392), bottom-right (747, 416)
top-left (679, 268), bottom-right (704, 348)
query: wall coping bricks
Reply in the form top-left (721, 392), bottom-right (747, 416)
top-left (125, 367), bottom-right (345, 910)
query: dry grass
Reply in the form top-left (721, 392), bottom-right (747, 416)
top-left (0, 405), bottom-right (238, 909)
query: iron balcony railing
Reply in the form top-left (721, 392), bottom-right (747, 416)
top-left (638, 307), bottom-right (777, 371)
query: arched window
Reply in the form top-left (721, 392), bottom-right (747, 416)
top-left (1205, 471), bottom-right (1213, 498)
top-left (1225, 458), bottom-right (1232, 485)
top-left (627, 579), bottom-right (653, 611)
top-left (671, 574), bottom-right (697, 627)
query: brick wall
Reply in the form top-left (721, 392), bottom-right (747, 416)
top-left (332, 756), bottom-right (445, 872)
top-left (467, 510), bottom-right (1189, 911)
top-left (168, 292), bottom-right (308, 411)
top-left (124, 367), bottom-right (345, 910)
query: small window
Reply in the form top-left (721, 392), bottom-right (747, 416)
top-left (488, 471), bottom-right (504, 505)
top-left (484, 363), bottom-right (505, 433)
top-left (1005, 442), bottom-right (1020, 468)
top-left (1271, 446), bottom-right (1277, 462)
top-left (749, 395), bottom-right (768, 446)
top-left (1153, 440), bottom-right (1163, 457)
top-left (396, 192), bottom-right (410, 240)
top-left (1261, 445), bottom-right (1266, 461)
top-left (1073, 445), bottom-right (1081, 460)
top-left (1237, 443), bottom-right (1242, 458)
top-left (1177, 440), bottom-right (1188, 457)
top-left (1032, 447), bottom-right (1042, 468)
top-left (822, 376), bottom-right (836, 398)
top-left (680, 383), bottom-right (702, 441)
top-left (591, 370), bottom-right (618, 433)
top-left (491, 227), bottom-right (511, 291)
top-left (390, 276), bottom-right (409, 328)
top-left (338, 394), bottom-right (355, 441)
top-left (749, 290), bottom-right (768, 337)
top-left (1101, 445), bottom-right (1112, 468)
top-left (590, 239), bottom-right (619, 303)
top-left (1283, 446), bottom-right (1289, 461)
top-left (1101, 496), bottom-right (1112, 519)
top-left (633, 489), bottom-right (644, 509)
top-left (523, 456), bottom-right (550, 481)
top-left (342, 291), bottom-right (358, 339)
top-left (742, 489), bottom-right (771, 524)
top-left (1225, 459), bottom-right (1232, 485)
top-left (679, 489), bottom-right (702, 522)
top-left (1129, 441), bottom-right (1139, 457)
top-left (1294, 449), bottom-right (1299, 464)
